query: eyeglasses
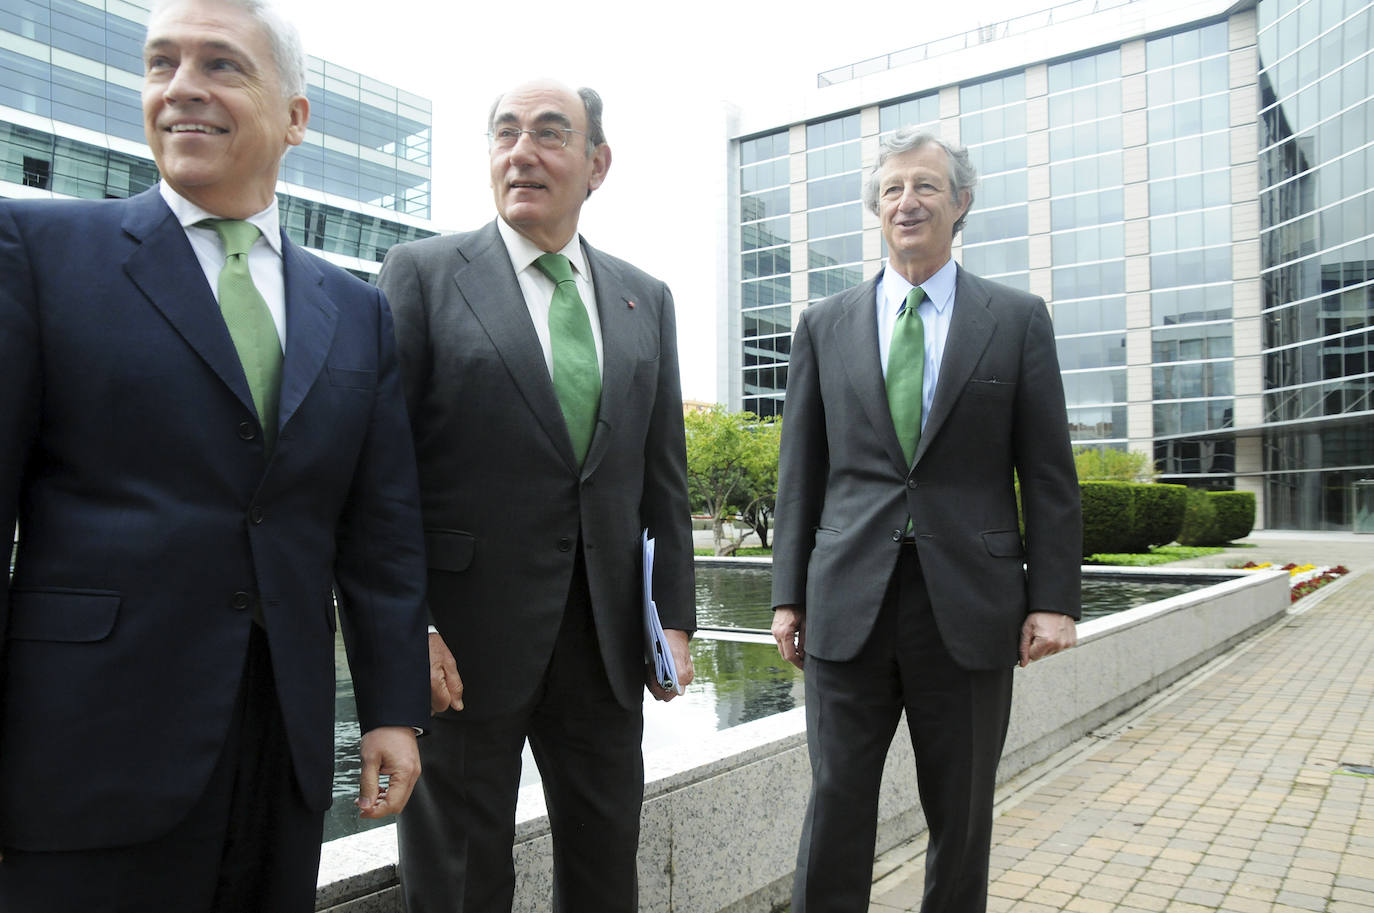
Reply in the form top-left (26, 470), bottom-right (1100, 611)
top-left (487, 126), bottom-right (586, 151)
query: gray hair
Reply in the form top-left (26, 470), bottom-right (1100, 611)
top-left (148, 0), bottom-right (307, 101)
top-left (486, 84), bottom-right (607, 158)
top-left (862, 129), bottom-right (978, 237)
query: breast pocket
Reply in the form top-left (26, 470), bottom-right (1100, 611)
top-left (327, 366), bottom-right (375, 391)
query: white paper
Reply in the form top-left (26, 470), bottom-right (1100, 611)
top-left (642, 529), bottom-right (682, 694)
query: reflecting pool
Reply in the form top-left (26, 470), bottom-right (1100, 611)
top-left (325, 563), bottom-right (1223, 840)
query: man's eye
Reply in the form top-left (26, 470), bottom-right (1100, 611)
top-left (538, 128), bottom-right (562, 142)
top-left (208, 58), bottom-right (240, 71)
top-left (496, 128), bottom-right (521, 140)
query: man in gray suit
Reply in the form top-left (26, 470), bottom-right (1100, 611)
top-left (378, 79), bottom-right (696, 913)
top-left (770, 129), bottom-right (1082, 912)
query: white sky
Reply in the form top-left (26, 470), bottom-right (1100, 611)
top-left (272, 0), bottom-right (1030, 402)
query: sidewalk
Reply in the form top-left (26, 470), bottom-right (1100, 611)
top-left (868, 532), bottom-right (1374, 913)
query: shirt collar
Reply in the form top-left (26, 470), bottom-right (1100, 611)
top-left (496, 217), bottom-right (588, 280)
top-left (882, 257), bottom-right (958, 315)
top-left (159, 181), bottom-right (283, 257)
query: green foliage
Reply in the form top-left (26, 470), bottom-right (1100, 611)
top-left (1177, 487), bottom-right (1220, 546)
top-left (1085, 545), bottom-right (1224, 566)
top-left (1210, 491), bottom-right (1255, 543)
top-left (683, 407), bottom-right (781, 555)
top-left (1073, 446), bottom-right (1155, 482)
top-left (1080, 481), bottom-right (1135, 555)
top-left (1126, 483), bottom-right (1188, 552)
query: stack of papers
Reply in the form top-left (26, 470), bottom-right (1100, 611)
top-left (642, 529), bottom-right (682, 694)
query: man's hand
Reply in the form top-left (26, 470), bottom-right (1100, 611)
top-left (772, 606), bottom-right (806, 670)
top-left (647, 628), bottom-right (694, 701)
top-left (356, 726), bottom-right (421, 819)
top-left (1019, 611), bottom-right (1077, 668)
top-left (428, 631), bottom-right (463, 713)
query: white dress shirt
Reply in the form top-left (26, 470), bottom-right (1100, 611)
top-left (496, 217), bottom-right (605, 378)
top-left (159, 181), bottom-right (287, 352)
top-left (877, 257), bottom-right (959, 433)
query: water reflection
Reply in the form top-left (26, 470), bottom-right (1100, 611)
top-left (326, 565), bottom-right (1215, 840)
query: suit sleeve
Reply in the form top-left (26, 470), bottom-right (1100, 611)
top-left (1013, 299), bottom-right (1082, 619)
top-left (641, 282), bottom-right (696, 632)
top-left (0, 205), bottom-right (42, 638)
top-left (376, 243), bottom-right (429, 424)
top-left (332, 286), bottom-right (431, 733)
top-left (770, 309), bottom-right (828, 611)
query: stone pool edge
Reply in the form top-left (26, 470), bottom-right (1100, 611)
top-left (315, 563), bottom-right (1292, 913)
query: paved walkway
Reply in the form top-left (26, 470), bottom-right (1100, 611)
top-left (867, 532), bottom-right (1374, 913)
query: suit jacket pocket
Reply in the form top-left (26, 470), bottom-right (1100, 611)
top-left (327, 366), bottom-right (376, 390)
top-left (982, 530), bottom-right (1024, 558)
top-left (7, 588), bottom-right (120, 642)
top-left (425, 530), bottom-right (476, 573)
top-left (967, 379), bottom-right (1015, 398)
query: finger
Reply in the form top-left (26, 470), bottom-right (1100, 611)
top-left (446, 666), bottom-right (464, 712)
top-left (430, 675), bottom-right (451, 714)
top-left (356, 755), bottom-right (380, 813)
top-left (378, 763), bottom-right (418, 816)
top-left (1019, 625), bottom-right (1033, 668)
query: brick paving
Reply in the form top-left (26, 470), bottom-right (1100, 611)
top-left (868, 533), bottom-right (1374, 913)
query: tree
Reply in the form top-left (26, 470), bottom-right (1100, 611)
top-left (684, 407), bottom-right (781, 555)
top-left (1073, 445), bottom-right (1155, 482)
top-left (735, 416), bottom-right (781, 548)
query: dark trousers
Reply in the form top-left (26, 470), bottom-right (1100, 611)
top-left (397, 554), bottom-right (644, 913)
top-left (0, 624), bottom-right (325, 913)
top-left (793, 545), bottom-right (1014, 913)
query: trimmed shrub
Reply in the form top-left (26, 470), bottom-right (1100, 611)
top-left (1128, 483), bottom-right (1188, 551)
top-left (1081, 481), bottom-right (1135, 556)
top-left (1210, 490), bottom-right (1256, 543)
top-left (1177, 487), bottom-right (1220, 546)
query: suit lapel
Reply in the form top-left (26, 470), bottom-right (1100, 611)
top-left (453, 223), bottom-right (579, 470)
top-left (580, 242), bottom-right (634, 480)
top-left (914, 266), bottom-right (995, 464)
top-left (121, 188), bottom-right (256, 418)
top-left (277, 237), bottom-right (338, 436)
top-left (835, 272), bottom-right (911, 475)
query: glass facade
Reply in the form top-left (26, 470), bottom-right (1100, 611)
top-left (1146, 22), bottom-right (1237, 478)
top-left (739, 129), bottom-right (790, 417)
top-left (1256, 0), bottom-right (1374, 529)
top-left (1048, 49), bottom-right (1128, 447)
top-left (729, 0), bottom-right (1373, 529)
top-left (0, 0), bottom-right (435, 274)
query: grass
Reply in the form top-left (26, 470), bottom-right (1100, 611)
top-left (1085, 544), bottom-right (1225, 566)
top-left (694, 546), bottom-right (773, 557)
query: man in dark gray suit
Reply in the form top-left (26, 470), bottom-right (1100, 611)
top-left (771, 129), bottom-right (1082, 913)
top-left (378, 79), bottom-right (696, 913)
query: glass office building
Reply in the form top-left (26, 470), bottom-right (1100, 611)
top-left (0, 0), bottom-right (435, 277)
top-left (726, 0), bottom-right (1373, 530)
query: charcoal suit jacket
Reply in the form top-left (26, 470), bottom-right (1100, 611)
top-left (771, 266), bottom-right (1081, 669)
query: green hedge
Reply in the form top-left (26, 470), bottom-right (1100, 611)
top-left (1081, 481), bottom-right (1136, 555)
top-left (1126, 483), bottom-right (1188, 552)
top-left (1211, 491), bottom-right (1256, 543)
top-left (1177, 488), bottom-right (1219, 546)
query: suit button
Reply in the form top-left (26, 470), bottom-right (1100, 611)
top-left (891, 529), bottom-right (903, 542)
top-left (238, 422), bottom-right (257, 441)
top-left (557, 537), bottom-right (572, 552)
top-left (906, 479), bottom-right (917, 489)
top-left (249, 506), bottom-right (264, 524)
top-left (231, 591), bottom-right (252, 611)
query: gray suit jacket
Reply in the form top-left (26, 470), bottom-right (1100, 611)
top-left (771, 266), bottom-right (1081, 670)
top-left (378, 221), bottom-right (695, 719)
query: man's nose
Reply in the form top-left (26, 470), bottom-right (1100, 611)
top-left (164, 63), bottom-right (208, 103)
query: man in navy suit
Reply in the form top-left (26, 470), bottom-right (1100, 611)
top-left (0, 0), bottom-right (429, 910)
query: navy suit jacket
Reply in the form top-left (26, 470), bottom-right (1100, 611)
top-left (0, 187), bottom-right (429, 852)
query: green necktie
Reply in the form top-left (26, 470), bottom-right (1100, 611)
top-left (886, 286), bottom-right (926, 467)
top-left (206, 219), bottom-right (282, 451)
top-left (535, 252), bottom-right (601, 465)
